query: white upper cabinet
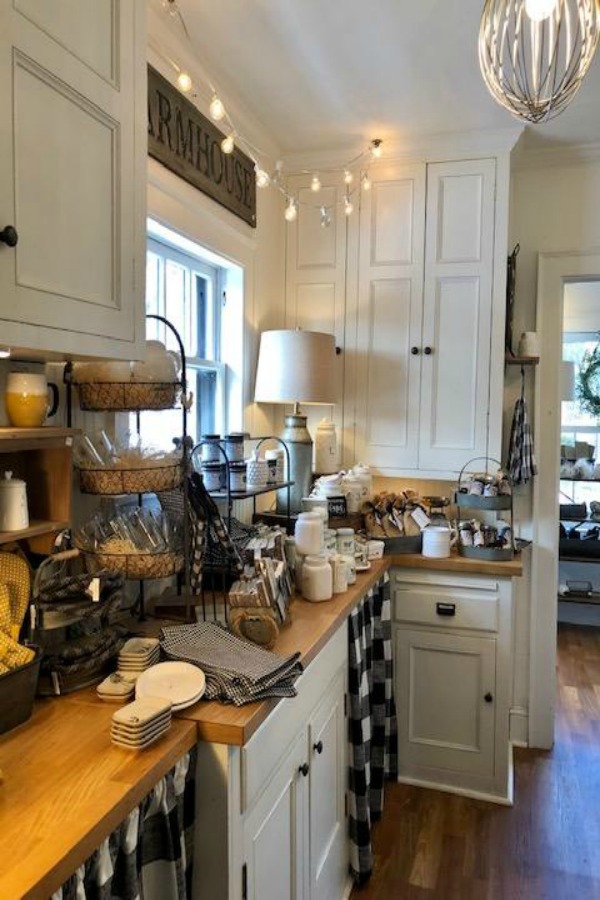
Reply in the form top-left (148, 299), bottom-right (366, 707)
top-left (419, 159), bottom-right (496, 471)
top-left (0, 1), bottom-right (146, 359)
top-left (353, 156), bottom-right (499, 477)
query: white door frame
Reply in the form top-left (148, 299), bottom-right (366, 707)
top-left (531, 250), bottom-right (600, 748)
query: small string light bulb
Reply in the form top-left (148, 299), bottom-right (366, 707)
top-left (319, 206), bottom-right (331, 228)
top-left (221, 134), bottom-right (235, 154)
top-left (209, 95), bottom-right (225, 122)
top-left (284, 197), bottom-right (298, 222)
top-left (525, 0), bottom-right (558, 20)
top-left (344, 195), bottom-right (354, 216)
top-left (361, 172), bottom-right (371, 191)
top-left (344, 170), bottom-right (353, 185)
top-left (370, 139), bottom-right (383, 159)
top-left (176, 71), bottom-right (193, 92)
top-left (311, 173), bottom-right (322, 192)
top-left (255, 167), bottom-right (271, 188)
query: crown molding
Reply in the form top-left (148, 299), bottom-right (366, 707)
top-left (511, 141), bottom-right (600, 171)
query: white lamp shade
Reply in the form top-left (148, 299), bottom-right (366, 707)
top-left (560, 360), bottom-right (576, 402)
top-left (254, 330), bottom-right (337, 405)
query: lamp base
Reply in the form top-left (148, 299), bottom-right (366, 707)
top-left (277, 413), bottom-right (313, 515)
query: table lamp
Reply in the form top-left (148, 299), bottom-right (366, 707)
top-left (254, 329), bottom-right (336, 513)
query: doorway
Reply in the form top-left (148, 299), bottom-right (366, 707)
top-left (532, 251), bottom-right (600, 749)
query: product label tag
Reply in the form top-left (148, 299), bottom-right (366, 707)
top-left (411, 507), bottom-right (431, 530)
top-left (89, 578), bottom-right (101, 603)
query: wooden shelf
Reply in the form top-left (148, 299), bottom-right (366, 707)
top-left (0, 518), bottom-right (69, 546)
top-left (209, 480), bottom-right (294, 501)
top-left (0, 427), bottom-right (79, 453)
top-left (505, 354), bottom-right (539, 366)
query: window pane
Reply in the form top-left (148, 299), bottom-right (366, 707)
top-left (164, 260), bottom-right (188, 356)
top-left (145, 253), bottom-right (162, 341)
top-left (194, 368), bottom-right (218, 438)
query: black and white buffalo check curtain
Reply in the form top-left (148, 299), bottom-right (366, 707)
top-left (54, 748), bottom-right (196, 900)
top-left (347, 572), bottom-right (397, 883)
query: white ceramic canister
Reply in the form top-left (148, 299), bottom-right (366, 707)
top-left (351, 463), bottom-right (373, 501)
top-left (0, 471), bottom-right (29, 531)
top-left (301, 555), bottom-right (333, 602)
top-left (229, 461), bottom-right (247, 492)
top-left (201, 462), bottom-right (225, 492)
top-left (224, 433), bottom-right (245, 462)
top-left (342, 475), bottom-right (363, 514)
top-left (201, 434), bottom-right (222, 464)
top-left (336, 527), bottom-right (355, 556)
top-left (295, 511), bottom-right (324, 557)
top-left (246, 450), bottom-right (269, 486)
top-left (341, 553), bottom-right (357, 585)
top-left (314, 473), bottom-right (344, 498)
top-left (330, 554), bottom-right (348, 594)
top-left (421, 525), bottom-right (457, 559)
top-left (314, 418), bottom-right (338, 474)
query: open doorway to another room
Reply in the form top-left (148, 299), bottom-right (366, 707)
top-left (558, 281), bottom-right (600, 627)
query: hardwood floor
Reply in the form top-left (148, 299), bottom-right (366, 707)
top-left (351, 624), bottom-right (600, 900)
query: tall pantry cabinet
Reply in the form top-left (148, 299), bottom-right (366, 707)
top-left (0, 0), bottom-right (146, 359)
top-left (354, 157), bottom-right (500, 476)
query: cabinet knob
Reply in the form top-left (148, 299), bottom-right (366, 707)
top-left (298, 762), bottom-right (310, 777)
top-left (410, 346), bottom-right (420, 355)
top-left (313, 740), bottom-right (323, 755)
top-left (423, 346), bottom-right (433, 355)
top-left (484, 692), bottom-right (494, 703)
top-left (0, 226), bottom-right (18, 247)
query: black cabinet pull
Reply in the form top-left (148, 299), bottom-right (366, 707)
top-left (484, 692), bottom-right (493, 703)
top-left (410, 346), bottom-right (420, 355)
top-left (0, 226), bottom-right (18, 247)
top-left (298, 762), bottom-right (309, 777)
top-left (436, 602), bottom-right (456, 617)
top-left (424, 346), bottom-right (433, 355)
top-left (313, 740), bottom-right (323, 755)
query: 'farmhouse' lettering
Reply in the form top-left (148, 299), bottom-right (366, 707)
top-left (147, 65), bottom-right (257, 227)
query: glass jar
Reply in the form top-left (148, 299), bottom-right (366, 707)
top-left (301, 555), bottom-right (333, 602)
top-left (295, 512), bottom-right (324, 556)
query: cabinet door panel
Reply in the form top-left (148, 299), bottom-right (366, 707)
top-left (355, 164), bottom-right (426, 472)
top-left (396, 628), bottom-right (496, 777)
top-left (243, 731), bottom-right (309, 900)
top-left (308, 669), bottom-right (346, 900)
top-left (419, 159), bottom-right (495, 471)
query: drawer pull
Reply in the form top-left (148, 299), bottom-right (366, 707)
top-left (0, 225), bottom-right (18, 247)
top-left (313, 740), bottom-right (323, 755)
top-left (436, 602), bottom-right (456, 617)
top-left (484, 692), bottom-right (494, 703)
top-left (298, 762), bottom-right (310, 777)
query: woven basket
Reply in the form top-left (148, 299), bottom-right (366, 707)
top-left (81, 549), bottom-right (184, 580)
top-left (78, 464), bottom-right (182, 495)
top-left (75, 382), bottom-right (179, 411)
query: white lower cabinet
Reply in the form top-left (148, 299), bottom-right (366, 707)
top-left (192, 625), bottom-right (349, 900)
top-left (392, 568), bottom-right (513, 803)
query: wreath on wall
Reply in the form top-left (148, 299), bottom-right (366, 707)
top-left (577, 343), bottom-right (600, 418)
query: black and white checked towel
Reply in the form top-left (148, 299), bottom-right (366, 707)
top-left (160, 622), bottom-right (303, 705)
top-left (507, 393), bottom-right (537, 485)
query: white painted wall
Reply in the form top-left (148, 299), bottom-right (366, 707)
top-left (507, 155), bottom-right (600, 744)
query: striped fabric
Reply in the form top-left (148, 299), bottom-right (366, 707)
top-left (347, 573), bottom-right (397, 883)
top-left (54, 748), bottom-right (197, 900)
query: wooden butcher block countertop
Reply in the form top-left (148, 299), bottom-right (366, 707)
top-left (0, 559), bottom-right (391, 898)
top-left (391, 550), bottom-right (524, 577)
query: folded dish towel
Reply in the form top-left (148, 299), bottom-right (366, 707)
top-left (160, 622), bottom-right (303, 706)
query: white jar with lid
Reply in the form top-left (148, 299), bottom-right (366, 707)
top-left (0, 471), bottom-right (29, 531)
top-left (351, 463), bottom-right (373, 501)
top-left (330, 554), bottom-right (348, 594)
top-left (341, 553), bottom-right (357, 585)
top-left (342, 474), bottom-right (363, 513)
top-left (314, 419), bottom-right (338, 474)
top-left (295, 512), bottom-right (324, 556)
top-left (301, 555), bottom-right (333, 602)
top-left (336, 527), bottom-right (355, 556)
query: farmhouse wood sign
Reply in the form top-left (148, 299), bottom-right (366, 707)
top-left (148, 65), bottom-right (257, 227)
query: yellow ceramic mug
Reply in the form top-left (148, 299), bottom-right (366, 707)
top-left (5, 373), bottom-right (59, 427)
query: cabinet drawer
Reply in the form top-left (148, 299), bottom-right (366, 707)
top-left (241, 625), bottom-right (346, 813)
top-left (394, 586), bottom-right (498, 632)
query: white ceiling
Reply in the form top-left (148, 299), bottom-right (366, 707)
top-left (175, 0), bottom-right (600, 158)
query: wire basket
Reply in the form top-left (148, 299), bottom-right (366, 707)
top-left (75, 381), bottom-right (180, 411)
top-left (80, 548), bottom-right (184, 580)
top-left (455, 456), bottom-right (514, 560)
top-left (78, 463), bottom-right (183, 495)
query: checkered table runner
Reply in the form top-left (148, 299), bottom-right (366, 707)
top-left (160, 621), bottom-right (303, 705)
top-left (347, 572), bottom-right (397, 883)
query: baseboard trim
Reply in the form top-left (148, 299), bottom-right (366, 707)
top-left (510, 706), bottom-right (529, 747)
top-left (396, 772), bottom-right (513, 806)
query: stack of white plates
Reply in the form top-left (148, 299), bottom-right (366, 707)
top-left (110, 697), bottom-right (172, 749)
top-left (117, 637), bottom-right (160, 674)
top-left (96, 672), bottom-right (137, 703)
top-left (135, 661), bottom-right (206, 711)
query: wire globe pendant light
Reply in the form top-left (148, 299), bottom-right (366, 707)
top-left (479, 0), bottom-right (600, 123)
